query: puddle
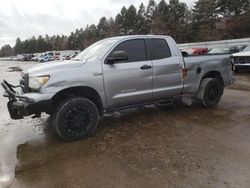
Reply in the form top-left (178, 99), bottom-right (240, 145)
top-left (0, 117), bottom-right (49, 187)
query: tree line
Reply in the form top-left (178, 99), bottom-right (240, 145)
top-left (1, 0), bottom-right (250, 57)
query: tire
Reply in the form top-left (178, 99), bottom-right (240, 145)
top-left (52, 97), bottom-right (99, 141)
top-left (198, 78), bottom-right (224, 108)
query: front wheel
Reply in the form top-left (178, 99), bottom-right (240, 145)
top-left (52, 97), bottom-right (99, 141)
top-left (198, 78), bottom-right (224, 108)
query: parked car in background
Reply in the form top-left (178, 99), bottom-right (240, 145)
top-left (38, 53), bottom-right (53, 63)
top-left (31, 53), bottom-right (41, 61)
top-left (235, 45), bottom-right (247, 52)
top-left (17, 54), bottom-right (25, 61)
top-left (232, 45), bottom-right (250, 71)
top-left (63, 55), bottom-right (71, 60)
top-left (23, 54), bottom-right (34, 61)
top-left (60, 54), bottom-right (76, 60)
top-left (54, 55), bottom-right (61, 61)
top-left (182, 47), bottom-right (208, 56)
top-left (67, 54), bottom-right (77, 60)
top-left (208, 46), bottom-right (240, 55)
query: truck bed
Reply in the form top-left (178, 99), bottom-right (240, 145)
top-left (182, 54), bottom-right (233, 94)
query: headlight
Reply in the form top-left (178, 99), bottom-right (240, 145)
top-left (29, 75), bottom-right (50, 90)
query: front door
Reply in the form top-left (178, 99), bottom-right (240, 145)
top-left (103, 38), bottom-right (153, 108)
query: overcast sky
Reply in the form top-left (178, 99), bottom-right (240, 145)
top-left (0, 0), bottom-right (195, 48)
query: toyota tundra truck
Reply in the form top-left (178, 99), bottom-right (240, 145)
top-left (1, 35), bottom-right (234, 141)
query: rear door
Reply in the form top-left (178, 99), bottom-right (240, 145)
top-left (151, 38), bottom-right (183, 99)
top-left (103, 38), bottom-right (153, 108)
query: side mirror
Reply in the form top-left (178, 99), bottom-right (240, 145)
top-left (106, 51), bottom-right (128, 64)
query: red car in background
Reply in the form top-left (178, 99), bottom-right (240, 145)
top-left (182, 48), bottom-right (208, 56)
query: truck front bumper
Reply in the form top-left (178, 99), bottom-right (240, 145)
top-left (235, 64), bottom-right (250, 71)
top-left (1, 80), bottom-right (52, 119)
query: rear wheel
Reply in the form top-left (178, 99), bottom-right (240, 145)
top-left (198, 78), bottom-right (224, 108)
top-left (52, 97), bottom-right (99, 141)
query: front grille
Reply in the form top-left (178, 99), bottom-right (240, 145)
top-left (20, 72), bottom-right (29, 93)
top-left (234, 56), bottom-right (250, 64)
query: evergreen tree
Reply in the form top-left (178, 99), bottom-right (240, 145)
top-left (168, 0), bottom-right (192, 42)
top-left (4, 0), bottom-right (250, 57)
top-left (125, 5), bottom-right (138, 34)
top-left (151, 0), bottom-right (169, 35)
top-left (106, 17), bottom-right (120, 37)
top-left (116, 6), bottom-right (128, 35)
top-left (29, 36), bottom-right (37, 53)
top-left (0, 45), bottom-right (14, 57)
top-left (83, 25), bottom-right (98, 48)
top-left (116, 5), bottom-right (138, 35)
top-left (36, 35), bottom-right (48, 52)
top-left (217, 0), bottom-right (250, 16)
top-left (68, 32), bottom-right (77, 50)
top-left (136, 3), bottom-right (149, 34)
top-left (45, 34), bottom-right (52, 51)
top-left (192, 0), bottom-right (218, 41)
top-left (97, 17), bottom-right (109, 38)
top-left (146, 0), bottom-right (158, 33)
top-left (13, 38), bottom-right (23, 54)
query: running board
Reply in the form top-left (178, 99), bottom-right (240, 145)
top-left (106, 98), bottom-right (176, 113)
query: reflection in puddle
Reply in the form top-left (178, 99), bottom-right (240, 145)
top-left (0, 175), bottom-right (12, 188)
top-left (0, 116), bottom-right (49, 187)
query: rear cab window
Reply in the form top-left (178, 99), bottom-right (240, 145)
top-left (151, 39), bottom-right (172, 60)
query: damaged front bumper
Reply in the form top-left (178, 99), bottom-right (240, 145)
top-left (1, 80), bottom-right (52, 119)
top-left (235, 63), bottom-right (250, 71)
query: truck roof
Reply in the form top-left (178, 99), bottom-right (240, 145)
top-left (107, 35), bottom-right (172, 40)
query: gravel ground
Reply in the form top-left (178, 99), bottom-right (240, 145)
top-left (0, 61), bottom-right (250, 188)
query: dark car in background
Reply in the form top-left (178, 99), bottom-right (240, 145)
top-left (22, 54), bottom-right (34, 61)
top-left (208, 46), bottom-right (240, 55)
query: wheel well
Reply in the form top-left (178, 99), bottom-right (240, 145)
top-left (52, 86), bottom-right (103, 115)
top-left (181, 51), bottom-right (189, 57)
top-left (201, 71), bottom-right (224, 86)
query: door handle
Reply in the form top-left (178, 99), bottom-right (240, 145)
top-left (93, 72), bottom-right (103, 76)
top-left (140, 65), bottom-right (152, 70)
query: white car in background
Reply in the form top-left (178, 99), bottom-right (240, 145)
top-left (31, 53), bottom-right (41, 61)
top-left (38, 53), bottom-right (54, 63)
top-left (233, 45), bottom-right (250, 71)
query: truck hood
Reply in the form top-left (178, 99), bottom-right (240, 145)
top-left (27, 60), bottom-right (85, 76)
top-left (232, 51), bottom-right (250, 57)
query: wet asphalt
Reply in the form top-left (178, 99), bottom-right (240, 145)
top-left (0, 61), bottom-right (250, 188)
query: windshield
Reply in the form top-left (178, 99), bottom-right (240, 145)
top-left (74, 38), bottom-right (119, 61)
top-left (208, 48), bottom-right (230, 54)
top-left (243, 45), bottom-right (250, 52)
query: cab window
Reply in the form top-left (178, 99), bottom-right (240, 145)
top-left (112, 39), bottom-right (147, 63)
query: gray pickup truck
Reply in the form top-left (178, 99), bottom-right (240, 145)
top-left (1, 35), bottom-right (234, 141)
